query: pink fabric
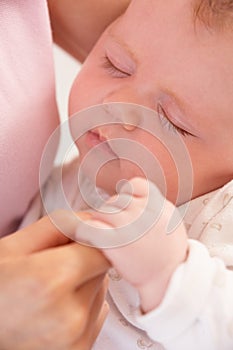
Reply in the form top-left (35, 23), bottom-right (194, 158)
top-left (0, 0), bottom-right (59, 235)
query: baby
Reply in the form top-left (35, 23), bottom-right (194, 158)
top-left (22, 0), bottom-right (233, 349)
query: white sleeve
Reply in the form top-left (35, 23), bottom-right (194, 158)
top-left (129, 239), bottom-right (233, 350)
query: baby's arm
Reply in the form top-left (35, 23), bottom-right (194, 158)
top-left (77, 177), bottom-right (188, 313)
top-left (75, 177), bottom-right (233, 349)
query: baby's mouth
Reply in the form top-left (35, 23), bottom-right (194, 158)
top-left (86, 129), bottom-right (119, 158)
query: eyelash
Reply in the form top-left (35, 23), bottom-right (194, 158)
top-left (102, 55), bottom-right (131, 78)
top-left (157, 104), bottom-right (191, 137)
top-left (101, 56), bottom-right (191, 137)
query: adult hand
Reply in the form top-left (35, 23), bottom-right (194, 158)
top-left (0, 213), bottom-right (110, 350)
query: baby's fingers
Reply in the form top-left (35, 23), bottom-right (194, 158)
top-left (75, 177), bottom-right (166, 248)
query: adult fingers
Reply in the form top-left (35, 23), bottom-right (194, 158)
top-left (28, 242), bottom-right (110, 292)
top-left (0, 211), bottom-right (77, 258)
top-left (0, 210), bottom-right (93, 259)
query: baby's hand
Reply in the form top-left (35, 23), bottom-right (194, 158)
top-left (76, 177), bottom-right (188, 313)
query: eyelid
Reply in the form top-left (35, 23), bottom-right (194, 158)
top-left (105, 48), bottom-right (135, 75)
top-left (158, 94), bottom-right (198, 136)
top-left (157, 103), bottom-right (194, 137)
top-left (102, 56), bottom-right (130, 78)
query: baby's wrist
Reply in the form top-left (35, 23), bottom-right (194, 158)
top-left (138, 246), bottom-right (189, 313)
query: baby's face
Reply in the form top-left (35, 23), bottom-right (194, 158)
top-left (69, 0), bottom-right (233, 203)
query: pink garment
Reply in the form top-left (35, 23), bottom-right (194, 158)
top-left (0, 0), bottom-right (59, 235)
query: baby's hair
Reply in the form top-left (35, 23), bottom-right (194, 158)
top-left (194, 0), bottom-right (233, 28)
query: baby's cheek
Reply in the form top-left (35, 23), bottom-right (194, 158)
top-left (120, 159), bottom-right (144, 179)
top-left (68, 67), bottom-right (94, 116)
top-left (68, 86), bottom-right (85, 116)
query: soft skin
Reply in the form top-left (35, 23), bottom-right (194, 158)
top-left (69, 0), bottom-right (233, 203)
top-left (75, 177), bottom-right (188, 313)
top-left (69, 0), bottom-right (233, 314)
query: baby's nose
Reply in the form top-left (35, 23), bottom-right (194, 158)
top-left (121, 104), bottom-right (142, 131)
top-left (102, 102), bottom-right (142, 131)
top-left (102, 86), bottom-right (153, 131)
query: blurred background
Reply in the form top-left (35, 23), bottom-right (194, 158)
top-left (53, 45), bottom-right (81, 164)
